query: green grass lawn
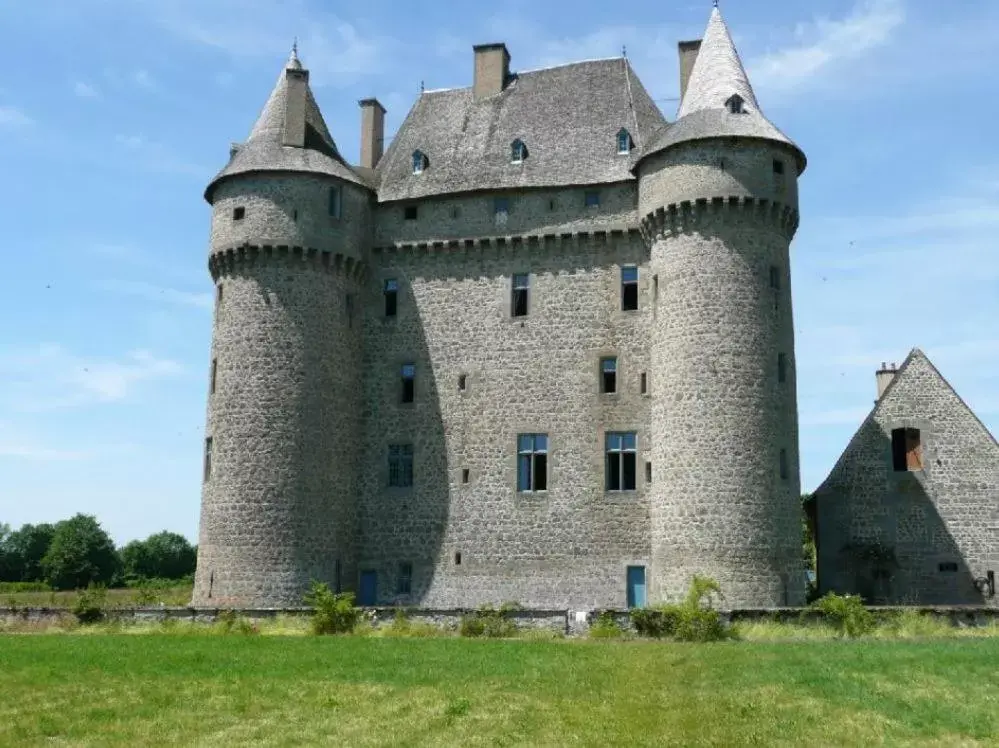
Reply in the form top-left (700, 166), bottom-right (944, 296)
top-left (1, 585), bottom-right (193, 608)
top-left (2, 635), bottom-right (998, 746)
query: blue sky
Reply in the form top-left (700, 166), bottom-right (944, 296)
top-left (0, 0), bottom-right (996, 544)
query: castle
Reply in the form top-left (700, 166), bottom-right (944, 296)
top-left (191, 7), bottom-right (809, 610)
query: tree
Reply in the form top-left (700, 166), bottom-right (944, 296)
top-left (0, 523), bottom-right (12, 581)
top-left (1, 523), bottom-right (56, 582)
top-left (41, 514), bottom-right (120, 590)
top-left (121, 531), bottom-right (196, 581)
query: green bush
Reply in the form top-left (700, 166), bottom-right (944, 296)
top-left (459, 604), bottom-right (517, 638)
top-left (0, 581), bottom-right (51, 594)
top-left (72, 585), bottom-right (107, 624)
top-left (215, 609), bottom-right (259, 635)
top-left (303, 581), bottom-right (360, 635)
top-left (808, 592), bottom-right (874, 638)
top-left (589, 610), bottom-right (624, 639)
top-left (459, 613), bottom-right (486, 638)
top-left (629, 576), bottom-right (730, 642)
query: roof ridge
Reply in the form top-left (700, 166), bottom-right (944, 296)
top-left (514, 56), bottom-right (626, 77)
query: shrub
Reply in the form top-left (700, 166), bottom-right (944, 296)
top-left (303, 581), bottom-right (360, 635)
top-left (459, 613), bottom-right (486, 638)
top-left (72, 585), bottom-right (107, 624)
top-left (216, 609), bottom-right (259, 635)
top-left (630, 576), bottom-right (731, 642)
top-left (0, 581), bottom-right (51, 594)
top-left (808, 592), bottom-right (874, 638)
top-left (459, 604), bottom-right (517, 638)
top-left (589, 610), bottom-right (624, 639)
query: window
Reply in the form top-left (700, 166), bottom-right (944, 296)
top-left (779, 448), bottom-right (789, 480)
top-left (617, 128), bottom-right (632, 155)
top-left (726, 94), bottom-right (745, 114)
top-left (778, 353), bottom-right (787, 383)
top-left (640, 372), bottom-right (648, 395)
top-left (891, 428), bottom-right (923, 472)
top-left (388, 444), bottom-right (414, 487)
top-left (384, 279), bottom-right (398, 317)
top-left (203, 437), bottom-right (213, 482)
top-left (606, 432), bottom-right (637, 491)
top-left (652, 274), bottom-right (659, 303)
top-left (232, 206), bottom-right (245, 220)
top-left (345, 294), bottom-right (354, 327)
top-left (216, 283), bottom-right (223, 311)
top-left (621, 266), bottom-right (638, 311)
top-left (517, 433), bottom-right (548, 492)
top-left (548, 199), bottom-right (557, 212)
top-left (458, 374), bottom-right (467, 391)
top-left (511, 273), bottom-right (529, 317)
top-left (293, 209), bottom-right (298, 222)
top-left (450, 205), bottom-right (461, 219)
top-left (584, 190), bottom-right (600, 208)
top-left (645, 461), bottom-right (653, 484)
top-left (412, 150), bottom-right (428, 174)
top-left (494, 196), bottom-right (510, 216)
top-left (400, 364), bottom-right (415, 403)
top-left (334, 559), bottom-right (342, 594)
top-left (461, 468), bottom-right (470, 484)
top-left (773, 159), bottom-right (785, 176)
top-left (769, 265), bottom-right (781, 290)
top-left (510, 139), bottom-right (528, 164)
top-left (454, 552), bottom-right (462, 566)
top-left (210, 358), bottom-right (218, 394)
top-left (601, 357), bottom-right (617, 394)
top-left (403, 205), bottom-right (418, 221)
top-left (938, 562), bottom-right (958, 573)
top-left (397, 562), bottom-right (412, 595)
top-left (328, 186), bottom-right (342, 218)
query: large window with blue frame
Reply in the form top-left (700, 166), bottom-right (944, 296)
top-left (605, 432), bottom-right (637, 491)
top-left (517, 433), bottom-right (548, 492)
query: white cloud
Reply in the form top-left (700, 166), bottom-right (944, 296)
top-left (749, 0), bottom-right (905, 92)
top-left (131, 69), bottom-right (156, 89)
top-left (0, 345), bottom-right (183, 411)
top-left (0, 105), bottom-right (33, 127)
top-left (95, 279), bottom-right (212, 309)
top-left (73, 80), bottom-right (101, 98)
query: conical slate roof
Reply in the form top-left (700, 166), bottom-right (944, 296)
top-left (640, 7), bottom-right (805, 173)
top-left (205, 49), bottom-right (367, 202)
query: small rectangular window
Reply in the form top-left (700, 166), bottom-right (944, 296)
top-left (458, 374), bottom-right (467, 391)
top-left (345, 294), bottom-right (354, 327)
top-left (203, 437), bottom-right (213, 482)
top-left (401, 363), bottom-right (415, 403)
top-left (645, 461), bottom-right (653, 484)
top-left (232, 206), bottom-right (245, 220)
top-left (773, 159), bottom-right (785, 175)
top-left (621, 266), bottom-right (639, 311)
top-left (605, 432), bottom-right (637, 491)
top-left (640, 372), bottom-right (648, 395)
top-left (517, 433), bottom-right (548, 492)
top-left (397, 562), bottom-right (412, 595)
top-left (601, 357), bottom-right (617, 394)
top-left (210, 358), bottom-right (218, 394)
top-left (461, 468), bottom-right (470, 484)
top-left (388, 444), bottom-right (414, 487)
top-left (494, 196), bottom-right (510, 215)
top-left (328, 186), bottom-right (342, 218)
top-left (779, 448), bottom-right (789, 480)
top-left (384, 279), bottom-right (398, 317)
top-left (404, 205), bottom-right (418, 221)
top-left (584, 190), bottom-right (600, 208)
top-left (334, 559), bottom-right (342, 594)
top-left (778, 353), bottom-right (787, 383)
top-left (938, 562), bottom-right (958, 573)
top-left (769, 265), bottom-right (781, 290)
top-left (215, 284), bottom-right (223, 312)
top-left (892, 427), bottom-right (923, 471)
top-left (512, 273), bottom-right (529, 317)
top-left (454, 552), bottom-right (462, 566)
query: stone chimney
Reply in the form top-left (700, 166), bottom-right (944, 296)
top-left (473, 43), bottom-right (511, 100)
top-left (678, 40), bottom-right (702, 102)
top-left (358, 98), bottom-right (386, 169)
top-left (876, 362), bottom-right (899, 400)
top-left (282, 66), bottom-right (309, 148)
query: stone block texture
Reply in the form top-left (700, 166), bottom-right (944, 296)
top-left (814, 351), bottom-right (999, 606)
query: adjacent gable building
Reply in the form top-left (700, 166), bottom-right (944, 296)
top-left (814, 349), bottom-right (999, 606)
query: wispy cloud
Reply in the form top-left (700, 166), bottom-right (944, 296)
top-left (114, 133), bottom-right (209, 178)
top-left (131, 69), bottom-right (156, 90)
top-left (749, 0), bottom-right (905, 92)
top-left (95, 279), bottom-right (212, 309)
top-left (73, 81), bottom-right (101, 99)
top-left (0, 105), bottom-right (33, 127)
top-left (0, 345), bottom-right (183, 412)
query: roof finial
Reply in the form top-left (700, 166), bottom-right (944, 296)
top-left (286, 38), bottom-right (302, 70)
top-left (714, 0), bottom-right (719, 7)
top-left (420, 79), bottom-right (425, 93)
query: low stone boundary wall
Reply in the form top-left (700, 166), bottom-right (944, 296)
top-left (3, 605), bottom-right (999, 634)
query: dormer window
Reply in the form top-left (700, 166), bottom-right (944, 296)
top-left (725, 94), bottom-right (745, 114)
top-left (510, 139), bottom-right (528, 164)
top-left (412, 150), bottom-right (429, 175)
top-left (616, 129), bottom-right (633, 155)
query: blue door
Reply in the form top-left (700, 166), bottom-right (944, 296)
top-left (627, 566), bottom-right (647, 608)
top-left (359, 570), bottom-right (377, 606)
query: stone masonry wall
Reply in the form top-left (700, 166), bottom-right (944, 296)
top-left (815, 353), bottom-right (999, 605)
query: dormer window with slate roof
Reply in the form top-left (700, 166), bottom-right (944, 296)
top-left (616, 129), bottom-right (633, 155)
top-left (725, 94), bottom-right (745, 114)
top-left (412, 150), bottom-right (429, 175)
top-left (510, 139), bottom-right (528, 164)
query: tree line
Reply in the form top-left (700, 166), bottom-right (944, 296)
top-left (0, 514), bottom-right (196, 590)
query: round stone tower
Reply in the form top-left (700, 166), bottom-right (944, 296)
top-left (636, 7), bottom-right (807, 607)
top-left (191, 49), bottom-right (371, 608)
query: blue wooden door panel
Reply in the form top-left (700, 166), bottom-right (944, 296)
top-left (627, 566), bottom-right (647, 608)
top-left (359, 570), bottom-right (378, 606)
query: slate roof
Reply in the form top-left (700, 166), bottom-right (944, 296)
top-left (205, 49), bottom-right (366, 202)
top-left (639, 7), bottom-right (805, 173)
top-left (375, 58), bottom-right (666, 203)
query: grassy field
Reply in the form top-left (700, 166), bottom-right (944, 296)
top-left (2, 635), bottom-right (999, 746)
top-left (1, 584), bottom-right (193, 608)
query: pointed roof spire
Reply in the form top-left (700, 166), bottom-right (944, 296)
top-left (204, 50), bottom-right (367, 202)
top-left (677, 6), bottom-right (759, 119)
